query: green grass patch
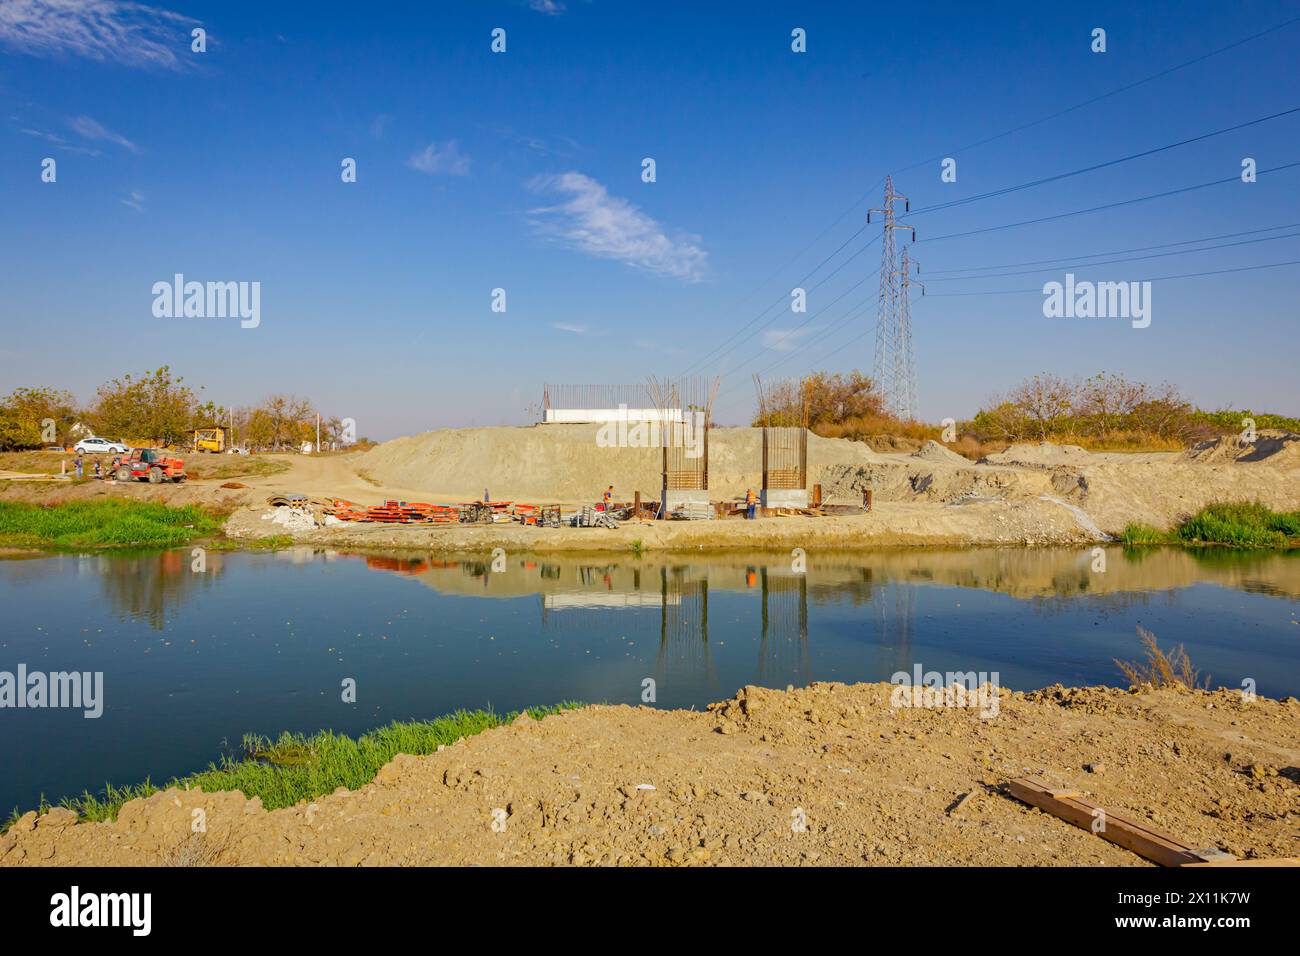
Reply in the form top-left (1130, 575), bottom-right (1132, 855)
top-left (0, 499), bottom-right (222, 549)
top-left (8, 704), bottom-right (581, 828)
top-left (1123, 502), bottom-right (1300, 550)
top-left (1175, 502), bottom-right (1300, 549)
top-left (1120, 523), bottom-right (1168, 545)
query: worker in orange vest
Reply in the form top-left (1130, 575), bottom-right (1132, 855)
top-left (745, 488), bottom-right (758, 520)
top-left (603, 485), bottom-right (613, 510)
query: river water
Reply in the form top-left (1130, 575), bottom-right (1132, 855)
top-left (1, 545), bottom-right (1297, 813)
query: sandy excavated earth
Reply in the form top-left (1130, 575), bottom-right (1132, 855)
top-left (5, 429), bottom-right (1299, 551)
top-left (4, 682), bottom-right (1297, 867)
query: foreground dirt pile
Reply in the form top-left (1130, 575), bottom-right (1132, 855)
top-left (4, 682), bottom-right (1296, 866)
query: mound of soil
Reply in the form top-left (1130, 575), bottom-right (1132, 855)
top-left (357, 425), bottom-right (887, 501)
top-left (912, 439), bottom-right (970, 465)
top-left (1183, 431), bottom-right (1300, 465)
top-left (983, 442), bottom-right (1096, 469)
top-left (4, 681), bottom-right (1295, 867)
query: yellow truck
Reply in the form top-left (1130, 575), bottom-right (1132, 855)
top-left (193, 426), bottom-right (228, 453)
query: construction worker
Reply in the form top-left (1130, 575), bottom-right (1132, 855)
top-left (603, 485), bottom-right (614, 509)
top-left (745, 488), bottom-right (758, 520)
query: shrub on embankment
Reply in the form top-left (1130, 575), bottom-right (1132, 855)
top-left (7, 705), bottom-right (580, 828)
top-left (0, 499), bottom-right (221, 549)
top-left (1122, 502), bottom-right (1300, 549)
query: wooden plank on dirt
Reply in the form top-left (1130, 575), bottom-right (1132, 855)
top-left (1006, 777), bottom-right (1217, 867)
top-left (1183, 858), bottom-right (1300, 867)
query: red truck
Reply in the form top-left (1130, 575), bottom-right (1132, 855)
top-left (116, 448), bottom-right (187, 483)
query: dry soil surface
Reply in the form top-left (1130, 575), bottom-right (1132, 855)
top-left (6, 429), bottom-right (1300, 553)
top-left (4, 682), bottom-right (1296, 867)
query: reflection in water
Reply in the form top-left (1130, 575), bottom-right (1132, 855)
top-left (875, 580), bottom-right (914, 680)
top-left (94, 549), bottom-right (227, 629)
top-left (655, 566), bottom-right (717, 693)
top-left (759, 569), bottom-right (810, 687)
top-left (3, 544), bottom-right (1297, 815)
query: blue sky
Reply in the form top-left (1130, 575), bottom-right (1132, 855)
top-left (2, 0), bottom-right (1298, 438)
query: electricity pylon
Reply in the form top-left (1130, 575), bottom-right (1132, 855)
top-left (899, 245), bottom-right (924, 421)
top-left (868, 176), bottom-right (917, 420)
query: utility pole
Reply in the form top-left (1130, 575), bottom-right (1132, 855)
top-left (868, 176), bottom-right (917, 420)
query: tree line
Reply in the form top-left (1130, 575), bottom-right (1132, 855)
top-left (750, 369), bottom-right (1295, 449)
top-left (0, 367), bottom-right (361, 451)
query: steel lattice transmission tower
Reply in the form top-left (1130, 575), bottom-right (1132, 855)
top-left (899, 245), bottom-right (924, 420)
top-left (869, 176), bottom-right (917, 420)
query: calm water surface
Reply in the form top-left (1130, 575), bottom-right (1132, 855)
top-left (1, 545), bottom-right (1297, 813)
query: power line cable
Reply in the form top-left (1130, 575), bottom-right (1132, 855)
top-left (687, 15), bottom-right (1300, 379)
top-left (710, 262), bottom-right (882, 380)
top-left (923, 230), bottom-right (1300, 282)
top-left (924, 221), bottom-right (1300, 275)
top-left (926, 257), bottom-right (1300, 296)
top-left (683, 231), bottom-right (881, 375)
top-left (917, 160), bottom-right (1300, 243)
top-left (882, 14), bottom-right (1300, 183)
top-left (680, 224), bottom-right (870, 374)
top-left (906, 107), bottom-right (1300, 217)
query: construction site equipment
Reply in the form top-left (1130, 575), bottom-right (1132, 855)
top-left (572, 506), bottom-right (619, 528)
top-left (116, 448), bottom-right (186, 483)
top-left (666, 501), bottom-right (712, 520)
top-left (193, 426), bottom-right (229, 453)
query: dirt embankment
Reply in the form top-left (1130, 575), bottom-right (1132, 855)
top-left (3, 682), bottom-right (1296, 867)
top-left (6, 430), bottom-right (1299, 552)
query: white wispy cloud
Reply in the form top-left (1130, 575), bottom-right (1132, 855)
top-left (528, 171), bottom-right (708, 282)
top-left (120, 189), bottom-right (144, 211)
top-left (407, 140), bottom-right (470, 176)
top-left (552, 322), bottom-right (588, 334)
top-left (528, 0), bottom-right (566, 14)
top-left (762, 328), bottom-right (814, 352)
top-left (68, 114), bottom-right (137, 152)
top-left (0, 0), bottom-right (199, 70)
top-left (20, 126), bottom-right (101, 155)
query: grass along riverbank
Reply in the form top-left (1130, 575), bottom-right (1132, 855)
top-left (0, 499), bottom-right (222, 549)
top-left (7, 705), bottom-right (580, 829)
top-left (1123, 502), bottom-right (1300, 549)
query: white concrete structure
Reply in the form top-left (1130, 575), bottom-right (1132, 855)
top-left (544, 407), bottom-right (681, 424)
top-left (761, 488), bottom-right (809, 510)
